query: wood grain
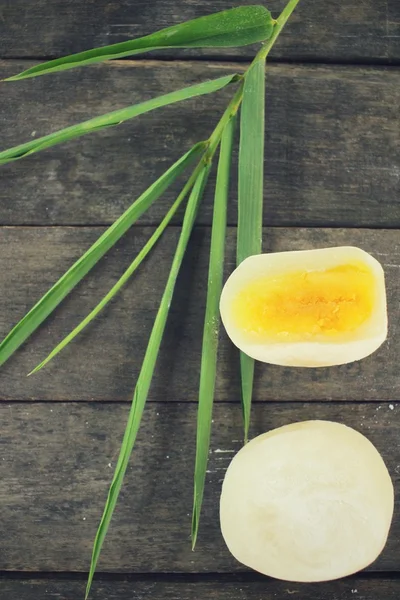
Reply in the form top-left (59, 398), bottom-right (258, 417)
top-left (1, 0), bottom-right (399, 588)
top-left (0, 61), bottom-right (398, 227)
top-left (1, 577), bottom-right (400, 600)
top-left (0, 401), bottom-right (399, 572)
top-left (1, 226), bottom-right (399, 403)
top-left (0, 0), bottom-right (399, 62)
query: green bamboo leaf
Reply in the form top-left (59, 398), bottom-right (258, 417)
top-left (29, 162), bottom-right (202, 375)
top-left (237, 57), bottom-right (266, 443)
top-left (85, 164), bottom-right (211, 600)
top-left (0, 75), bottom-right (238, 166)
top-left (6, 7), bottom-right (274, 81)
top-left (192, 117), bottom-right (235, 549)
top-left (239, 352), bottom-right (256, 443)
top-left (0, 142), bottom-right (205, 368)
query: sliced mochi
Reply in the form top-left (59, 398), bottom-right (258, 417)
top-left (220, 246), bottom-right (387, 367)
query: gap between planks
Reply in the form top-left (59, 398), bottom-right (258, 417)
top-left (1, 570), bottom-right (400, 582)
top-left (0, 399), bottom-right (399, 405)
top-left (1, 55), bottom-right (400, 67)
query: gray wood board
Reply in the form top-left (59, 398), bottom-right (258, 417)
top-left (0, 577), bottom-right (399, 600)
top-left (0, 0), bottom-right (399, 62)
top-left (0, 61), bottom-right (398, 227)
top-left (1, 227), bottom-right (399, 403)
top-left (0, 402), bottom-right (399, 571)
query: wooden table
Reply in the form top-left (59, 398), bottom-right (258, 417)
top-left (0, 1), bottom-right (399, 598)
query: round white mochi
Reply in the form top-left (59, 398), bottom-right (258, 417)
top-left (220, 420), bottom-right (394, 583)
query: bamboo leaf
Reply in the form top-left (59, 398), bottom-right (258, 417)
top-left (0, 143), bottom-right (205, 368)
top-left (237, 57), bottom-right (266, 443)
top-left (0, 75), bottom-right (238, 166)
top-left (6, 7), bottom-right (274, 80)
top-left (192, 117), bottom-right (235, 548)
top-left (29, 163), bottom-right (201, 375)
top-left (85, 165), bottom-right (211, 600)
top-left (239, 352), bottom-right (256, 443)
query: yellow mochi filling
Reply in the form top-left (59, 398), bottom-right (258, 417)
top-left (231, 262), bottom-right (376, 341)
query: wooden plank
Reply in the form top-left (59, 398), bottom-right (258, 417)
top-left (0, 61), bottom-right (399, 228)
top-left (1, 227), bottom-right (399, 403)
top-left (1, 577), bottom-right (400, 600)
top-left (0, 402), bottom-right (399, 572)
top-left (0, 0), bottom-right (399, 62)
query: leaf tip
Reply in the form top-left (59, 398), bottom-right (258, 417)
top-left (191, 529), bottom-right (198, 552)
top-left (244, 419), bottom-right (250, 445)
top-left (191, 505), bottom-right (199, 551)
top-left (27, 364), bottom-right (42, 377)
top-left (85, 577), bottom-right (93, 600)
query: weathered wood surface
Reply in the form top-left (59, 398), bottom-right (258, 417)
top-left (0, 61), bottom-right (399, 228)
top-left (1, 227), bottom-right (399, 403)
top-left (1, 1), bottom-right (399, 590)
top-left (0, 0), bottom-right (399, 62)
top-left (1, 577), bottom-right (399, 600)
top-left (0, 401), bottom-right (399, 572)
